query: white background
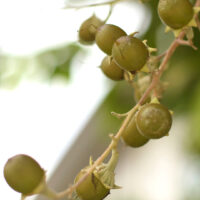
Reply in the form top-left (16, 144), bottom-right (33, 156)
top-left (0, 0), bottom-right (148, 199)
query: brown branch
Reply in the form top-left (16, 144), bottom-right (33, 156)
top-left (56, 104), bottom-right (139, 198)
top-left (138, 31), bottom-right (185, 105)
top-left (55, 2), bottom-right (200, 199)
top-left (56, 32), bottom-right (187, 200)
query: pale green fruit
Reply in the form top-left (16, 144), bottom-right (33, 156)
top-left (122, 115), bottom-right (149, 147)
top-left (79, 15), bottom-right (104, 45)
top-left (158, 0), bottom-right (193, 29)
top-left (112, 36), bottom-right (149, 72)
top-left (95, 24), bottom-right (127, 55)
top-left (75, 167), bottom-right (109, 200)
top-left (4, 154), bottom-right (45, 195)
top-left (136, 103), bottom-right (172, 139)
top-left (100, 56), bottom-right (124, 81)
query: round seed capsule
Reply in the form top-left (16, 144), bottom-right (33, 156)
top-left (95, 24), bottom-right (127, 55)
top-left (100, 56), bottom-right (124, 81)
top-left (136, 103), bottom-right (172, 139)
top-left (75, 167), bottom-right (109, 200)
top-left (122, 115), bottom-right (149, 147)
top-left (158, 0), bottom-right (193, 29)
top-left (79, 15), bottom-right (104, 45)
top-left (4, 154), bottom-right (45, 195)
top-left (112, 35), bottom-right (149, 72)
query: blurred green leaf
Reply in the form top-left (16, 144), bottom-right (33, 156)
top-left (186, 82), bottom-right (200, 154)
top-left (0, 43), bottom-right (84, 87)
top-left (37, 43), bottom-right (84, 81)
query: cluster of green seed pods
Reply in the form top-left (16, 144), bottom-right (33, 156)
top-left (122, 102), bottom-right (172, 148)
top-left (78, 15), bottom-right (150, 81)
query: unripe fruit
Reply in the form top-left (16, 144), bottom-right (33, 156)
top-left (112, 36), bottom-right (149, 72)
top-left (95, 24), bottom-right (127, 55)
top-left (100, 56), bottom-right (124, 81)
top-left (136, 103), bottom-right (172, 139)
top-left (79, 15), bottom-right (104, 45)
top-left (75, 167), bottom-right (109, 200)
top-left (122, 115), bottom-right (149, 147)
top-left (4, 154), bottom-right (45, 195)
top-left (158, 0), bottom-right (193, 29)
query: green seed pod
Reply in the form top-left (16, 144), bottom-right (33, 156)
top-left (136, 103), bottom-right (172, 139)
top-left (112, 36), bottom-right (149, 72)
top-left (158, 0), bottom-right (194, 29)
top-left (122, 115), bottom-right (149, 147)
top-left (79, 15), bottom-right (104, 45)
top-left (100, 56), bottom-right (124, 81)
top-left (95, 24), bottom-right (127, 55)
top-left (75, 167), bottom-right (110, 200)
top-left (4, 154), bottom-right (45, 195)
top-left (75, 150), bottom-right (120, 200)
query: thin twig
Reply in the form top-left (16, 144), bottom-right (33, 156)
top-left (155, 52), bottom-right (166, 61)
top-left (104, 5), bottom-right (114, 23)
top-left (111, 111), bottom-right (128, 118)
top-left (63, 0), bottom-right (124, 9)
top-left (138, 32), bottom-right (185, 105)
top-left (56, 104), bottom-right (139, 198)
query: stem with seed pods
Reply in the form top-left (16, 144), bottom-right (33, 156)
top-left (44, 1), bottom-right (200, 199)
top-left (55, 33), bottom-right (198, 200)
top-left (56, 104), bottom-right (139, 199)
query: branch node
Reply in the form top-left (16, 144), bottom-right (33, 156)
top-left (176, 39), bottom-right (198, 50)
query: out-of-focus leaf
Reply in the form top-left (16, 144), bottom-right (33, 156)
top-left (51, 44), bottom-right (83, 80)
top-left (0, 43), bottom-right (85, 87)
top-left (143, 0), bottom-right (160, 47)
top-left (186, 82), bottom-right (200, 154)
top-left (161, 28), bottom-right (200, 112)
top-left (96, 81), bottom-right (135, 139)
top-left (37, 43), bottom-right (84, 81)
top-left (0, 56), bottom-right (29, 88)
